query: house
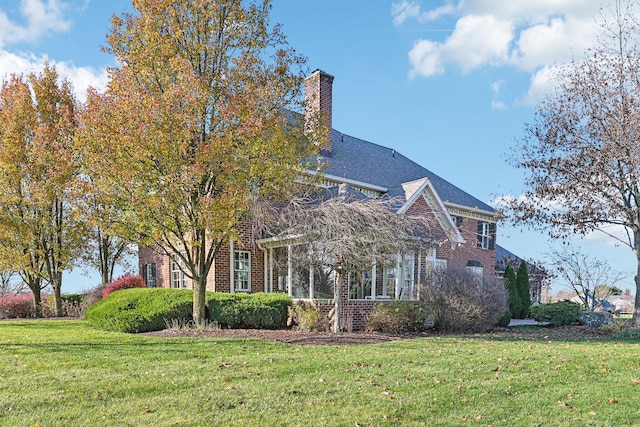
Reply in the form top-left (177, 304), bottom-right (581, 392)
top-left (138, 69), bottom-right (501, 330)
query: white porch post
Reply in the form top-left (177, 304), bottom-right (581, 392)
top-left (395, 253), bottom-right (401, 299)
top-left (416, 249), bottom-right (422, 300)
top-left (371, 261), bottom-right (377, 300)
top-left (287, 244), bottom-right (293, 297)
top-left (263, 250), bottom-right (268, 293)
top-left (268, 247), bottom-right (274, 293)
top-left (309, 263), bottom-right (314, 299)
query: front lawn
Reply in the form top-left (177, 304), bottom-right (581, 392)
top-left (1, 320), bottom-right (639, 426)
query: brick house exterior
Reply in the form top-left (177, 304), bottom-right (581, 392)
top-left (138, 69), bottom-right (502, 330)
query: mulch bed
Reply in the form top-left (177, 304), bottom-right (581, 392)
top-left (141, 324), bottom-right (613, 345)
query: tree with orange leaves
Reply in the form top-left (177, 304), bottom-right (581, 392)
top-left (77, 0), bottom-right (321, 325)
top-left (0, 65), bottom-right (84, 316)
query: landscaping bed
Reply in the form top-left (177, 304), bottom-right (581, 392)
top-left (141, 323), bottom-right (614, 344)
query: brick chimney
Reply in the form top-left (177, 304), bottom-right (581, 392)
top-left (305, 69), bottom-right (334, 153)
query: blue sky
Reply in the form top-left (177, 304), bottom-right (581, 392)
top-left (0, 0), bottom-right (635, 295)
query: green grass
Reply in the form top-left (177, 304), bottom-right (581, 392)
top-left (1, 321), bottom-right (640, 426)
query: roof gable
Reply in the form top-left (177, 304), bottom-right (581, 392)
top-left (397, 178), bottom-right (464, 246)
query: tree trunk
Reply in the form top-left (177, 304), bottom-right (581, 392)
top-left (32, 286), bottom-right (42, 318)
top-left (193, 276), bottom-right (207, 327)
top-left (633, 231), bottom-right (640, 327)
top-left (333, 271), bottom-right (342, 333)
top-left (53, 271), bottom-right (63, 317)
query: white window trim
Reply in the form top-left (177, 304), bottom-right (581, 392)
top-left (233, 250), bottom-right (251, 292)
top-left (479, 222), bottom-right (490, 249)
top-left (171, 254), bottom-right (187, 289)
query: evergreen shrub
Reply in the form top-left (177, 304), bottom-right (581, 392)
top-left (530, 300), bottom-right (580, 326)
top-left (85, 288), bottom-right (193, 333)
top-left (209, 292), bottom-right (292, 329)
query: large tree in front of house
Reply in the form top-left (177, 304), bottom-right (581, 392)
top-left (503, 1), bottom-right (640, 325)
top-left (77, 0), bottom-right (319, 325)
top-left (0, 66), bottom-right (84, 316)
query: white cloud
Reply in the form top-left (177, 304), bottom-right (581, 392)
top-left (397, 1), bottom-right (622, 100)
top-left (515, 65), bottom-right (559, 106)
top-left (408, 14), bottom-right (512, 77)
top-left (490, 79), bottom-right (506, 110)
top-left (581, 224), bottom-right (632, 249)
top-left (0, 0), bottom-right (71, 47)
top-left (0, 49), bottom-right (109, 101)
top-left (391, 1), bottom-right (421, 26)
top-left (408, 39), bottom-right (444, 77)
top-left (392, 1), bottom-right (456, 26)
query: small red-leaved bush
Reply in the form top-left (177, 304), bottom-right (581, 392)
top-left (0, 293), bottom-right (34, 318)
top-left (102, 274), bottom-right (146, 298)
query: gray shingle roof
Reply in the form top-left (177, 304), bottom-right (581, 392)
top-left (322, 130), bottom-right (495, 213)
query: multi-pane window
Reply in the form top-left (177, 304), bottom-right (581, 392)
top-left (171, 255), bottom-right (187, 289)
top-left (144, 263), bottom-right (156, 288)
top-left (477, 221), bottom-right (496, 250)
top-left (234, 251), bottom-right (250, 292)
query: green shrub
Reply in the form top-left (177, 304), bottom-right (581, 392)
top-left (85, 288), bottom-right (193, 333)
top-left (495, 308), bottom-right (512, 327)
top-left (61, 294), bottom-right (83, 304)
top-left (421, 268), bottom-right (509, 333)
top-left (288, 301), bottom-right (331, 332)
top-left (504, 266), bottom-right (522, 320)
top-left (516, 262), bottom-right (532, 318)
top-left (365, 301), bottom-right (429, 334)
top-left (207, 292), bottom-right (292, 329)
top-left (530, 300), bottom-right (580, 326)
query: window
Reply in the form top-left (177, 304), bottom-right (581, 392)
top-left (466, 259), bottom-right (484, 277)
top-left (348, 270), bottom-right (372, 300)
top-left (144, 263), bottom-right (156, 288)
top-left (477, 221), bottom-right (496, 250)
top-left (234, 251), bottom-right (250, 292)
top-left (453, 216), bottom-right (464, 230)
top-left (171, 255), bottom-right (187, 289)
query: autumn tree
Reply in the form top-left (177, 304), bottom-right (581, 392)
top-left (80, 226), bottom-right (135, 286)
top-left (268, 192), bottom-right (438, 332)
top-left (503, 1), bottom-right (640, 325)
top-left (546, 247), bottom-right (626, 311)
top-left (0, 66), bottom-right (83, 316)
top-left (77, 0), bottom-right (318, 325)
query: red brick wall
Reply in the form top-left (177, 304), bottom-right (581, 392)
top-left (436, 216), bottom-right (496, 275)
top-left (305, 69), bottom-right (334, 152)
top-left (137, 223), bottom-right (267, 293)
top-left (402, 195), bottom-right (497, 277)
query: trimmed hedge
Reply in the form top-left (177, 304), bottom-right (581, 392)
top-left (85, 288), bottom-right (193, 333)
top-left (208, 292), bottom-right (292, 329)
top-left (530, 300), bottom-right (580, 326)
top-left (85, 289), bottom-right (293, 333)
